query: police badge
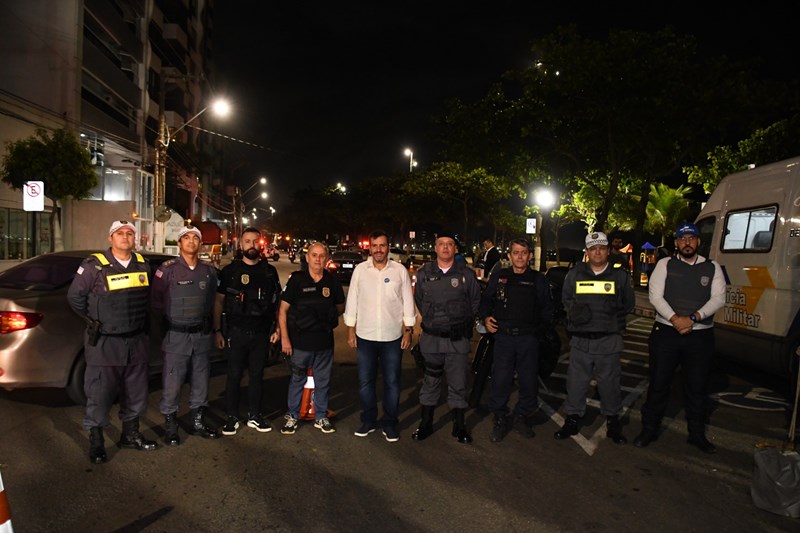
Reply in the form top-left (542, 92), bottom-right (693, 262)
top-left (322, 287), bottom-right (330, 297)
top-left (451, 278), bottom-right (459, 288)
top-left (200, 281), bottom-right (207, 290)
top-left (700, 275), bottom-right (710, 286)
top-left (604, 282), bottom-right (612, 292)
top-left (241, 274), bottom-right (250, 285)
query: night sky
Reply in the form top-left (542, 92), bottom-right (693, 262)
top-left (212, 2), bottom-right (799, 210)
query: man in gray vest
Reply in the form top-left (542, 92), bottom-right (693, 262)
top-left (633, 222), bottom-right (725, 453)
top-left (412, 232), bottom-right (481, 444)
top-left (151, 225), bottom-right (220, 445)
top-left (67, 220), bottom-right (158, 464)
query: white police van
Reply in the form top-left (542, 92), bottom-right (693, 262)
top-left (694, 156), bottom-right (800, 382)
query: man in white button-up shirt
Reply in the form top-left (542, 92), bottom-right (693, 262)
top-left (344, 230), bottom-right (417, 442)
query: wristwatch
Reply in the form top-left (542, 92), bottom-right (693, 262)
top-left (689, 313), bottom-right (697, 322)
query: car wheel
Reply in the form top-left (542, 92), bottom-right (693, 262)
top-left (65, 351), bottom-right (87, 405)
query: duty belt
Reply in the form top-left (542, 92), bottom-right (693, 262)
top-left (496, 326), bottom-right (535, 336)
top-left (421, 323), bottom-right (471, 339)
top-left (169, 323), bottom-right (205, 334)
top-left (570, 331), bottom-right (611, 340)
top-left (101, 328), bottom-right (144, 338)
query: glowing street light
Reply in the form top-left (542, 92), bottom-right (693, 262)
top-left (404, 148), bottom-right (418, 172)
top-left (532, 188), bottom-right (556, 272)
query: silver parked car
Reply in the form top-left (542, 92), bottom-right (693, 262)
top-left (0, 250), bottom-right (226, 404)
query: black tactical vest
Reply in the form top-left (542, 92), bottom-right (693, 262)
top-left (664, 259), bottom-right (715, 326)
top-left (87, 252), bottom-right (150, 334)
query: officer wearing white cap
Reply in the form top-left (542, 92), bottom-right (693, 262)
top-left (554, 231), bottom-right (634, 444)
top-left (67, 219), bottom-right (158, 464)
top-left (151, 225), bottom-right (220, 445)
top-left (633, 222), bottom-right (725, 453)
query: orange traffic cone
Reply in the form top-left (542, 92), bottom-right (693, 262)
top-left (298, 368), bottom-right (316, 421)
top-left (0, 470), bottom-right (13, 533)
top-left (298, 368), bottom-right (335, 421)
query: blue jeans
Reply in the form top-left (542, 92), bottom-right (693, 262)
top-left (287, 348), bottom-right (334, 421)
top-left (357, 337), bottom-right (402, 428)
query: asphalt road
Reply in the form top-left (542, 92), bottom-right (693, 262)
top-left (0, 256), bottom-right (797, 532)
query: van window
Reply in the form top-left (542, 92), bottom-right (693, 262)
top-left (695, 216), bottom-right (716, 259)
top-left (721, 206), bottom-right (777, 252)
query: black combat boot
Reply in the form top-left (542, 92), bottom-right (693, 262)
top-left (606, 415), bottom-right (627, 445)
top-left (451, 408), bottom-right (473, 444)
top-left (411, 405), bottom-right (435, 441)
top-left (89, 427), bottom-right (108, 464)
top-left (554, 414), bottom-right (580, 440)
top-left (191, 407), bottom-right (220, 439)
top-left (118, 418), bottom-right (159, 451)
top-left (490, 414), bottom-right (510, 443)
top-left (163, 412), bottom-right (180, 446)
top-left (687, 422), bottom-right (716, 454)
top-left (512, 413), bottom-right (535, 438)
top-left (633, 426), bottom-right (659, 448)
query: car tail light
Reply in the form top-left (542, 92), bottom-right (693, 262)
top-left (0, 311), bottom-right (44, 334)
top-left (326, 260), bottom-right (337, 271)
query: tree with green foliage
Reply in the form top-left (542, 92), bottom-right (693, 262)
top-left (1, 128), bottom-right (97, 251)
top-left (402, 161), bottom-right (511, 245)
top-left (640, 183), bottom-right (693, 246)
top-left (686, 115), bottom-right (800, 194)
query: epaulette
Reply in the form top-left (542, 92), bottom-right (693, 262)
top-left (91, 252), bottom-right (110, 265)
top-left (134, 252), bottom-right (146, 263)
top-left (161, 258), bottom-right (178, 268)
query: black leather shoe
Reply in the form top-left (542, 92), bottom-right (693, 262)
top-left (606, 416), bottom-right (627, 445)
top-left (89, 427), bottom-right (108, 464)
top-left (633, 430), bottom-right (658, 448)
top-left (119, 431), bottom-right (159, 451)
top-left (454, 427), bottom-right (473, 444)
top-left (191, 408), bottom-right (221, 439)
top-left (163, 413), bottom-right (181, 446)
top-left (554, 415), bottom-right (580, 440)
top-left (687, 434), bottom-right (717, 454)
top-left (411, 424), bottom-right (433, 441)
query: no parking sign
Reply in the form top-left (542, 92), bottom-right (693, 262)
top-left (23, 181), bottom-right (44, 211)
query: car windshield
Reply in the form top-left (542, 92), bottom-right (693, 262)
top-left (0, 255), bottom-right (82, 290)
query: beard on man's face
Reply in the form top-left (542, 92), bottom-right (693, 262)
top-left (244, 248), bottom-right (261, 260)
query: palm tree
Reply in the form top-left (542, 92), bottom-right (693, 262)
top-left (643, 183), bottom-right (693, 246)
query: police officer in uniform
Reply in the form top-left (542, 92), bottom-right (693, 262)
top-left (554, 231), bottom-right (634, 444)
top-left (278, 242), bottom-right (345, 435)
top-left (151, 225), bottom-right (220, 445)
top-left (479, 238), bottom-right (553, 442)
top-left (412, 232), bottom-right (481, 444)
top-left (67, 220), bottom-right (158, 464)
top-left (633, 223), bottom-right (725, 453)
top-left (213, 227), bottom-right (282, 435)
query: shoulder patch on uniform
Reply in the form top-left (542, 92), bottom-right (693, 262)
top-left (161, 258), bottom-right (177, 267)
top-left (76, 266), bottom-right (84, 275)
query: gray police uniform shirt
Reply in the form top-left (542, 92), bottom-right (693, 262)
top-left (151, 256), bottom-right (218, 355)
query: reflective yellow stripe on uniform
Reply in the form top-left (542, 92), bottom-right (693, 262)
top-left (575, 280), bottom-right (616, 294)
top-left (106, 271), bottom-right (150, 290)
top-left (92, 253), bottom-right (110, 265)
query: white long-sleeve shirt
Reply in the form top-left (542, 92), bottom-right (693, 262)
top-left (343, 259), bottom-right (416, 341)
top-left (648, 255), bottom-right (726, 330)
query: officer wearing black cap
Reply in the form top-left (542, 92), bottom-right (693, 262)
top-left (633, 222), bottom-right (725, 453)
top-left (554, 231), bottom-right (634, 444)
top-left (151, 225), bottom-right (220, 445)
top-left (479, 238), bottom-right (553, 442)
top-left (213, 227), bottom-right (282, 436)
top-left (67, 220), bottom-right (158, 464)
top-left (411, 231), bottom-right (481, 444)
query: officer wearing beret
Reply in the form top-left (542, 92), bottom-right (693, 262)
top-left (411, 232), bottom-right (481, 444)
top-left (554, 231), bottom-right (634, 444)
top-left (67, 220), bottom-right (158, 464)
top-left (479, 238), bottom-right (553, 442)
top-left (633, 223), bottom-right (725, 453)
top-left (213, 227), bottom-right (282, 436)
top-left (151, 225), bottom-right (220, 445)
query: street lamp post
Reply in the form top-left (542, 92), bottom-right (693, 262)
top-left (153, 97), bottom-right (229, 251)
top-left (404, 148), bottom-right (418, 172)
top-left (533, 189), bottom-right (555, 272)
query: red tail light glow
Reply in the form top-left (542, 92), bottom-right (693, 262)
top-left (0, 311), bottom-right (44, 334)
